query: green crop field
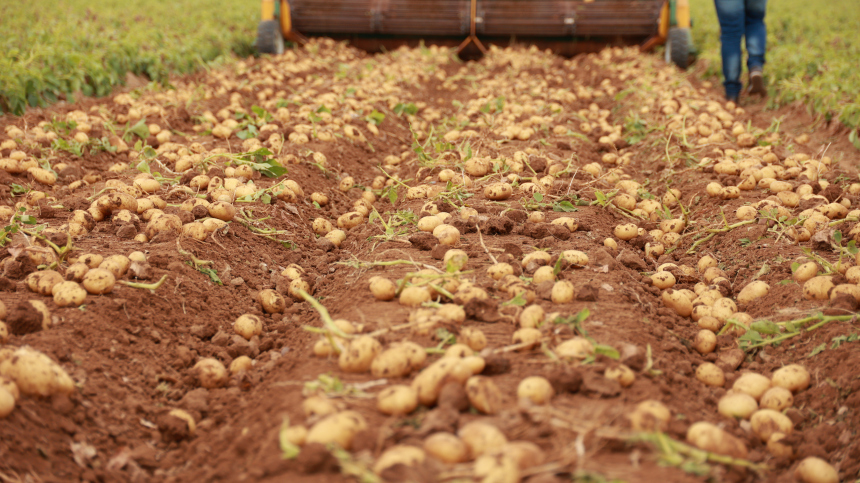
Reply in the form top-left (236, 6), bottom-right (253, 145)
top-left (690, 0), bottom-right (860, 140)
top-left (0, 0), bottom-right (257, 115)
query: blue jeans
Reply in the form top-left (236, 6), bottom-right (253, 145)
top-left (714, 0), bottom-right (767, 97)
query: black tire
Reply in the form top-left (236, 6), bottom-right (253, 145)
top-left (256, 20), bottom-right (284, 55)
top-left (665, 27), bottom-right (691, 69)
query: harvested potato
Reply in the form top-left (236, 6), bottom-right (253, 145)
top-left (306, 411), bottom-right (367, 450)
top-left (511, 328), bottom-right (542, 350)
top-left (519, 305), bottom-right (544, 328)
top-left (412, 357), bottom-right (472, 406)
top-left (0, 387), bottom-right (14, 418)
top-left (208, 201), bottom-right (236, 221)
top-left (194, 358), bottom-right (228, 389)
top-left (27, 270), bottom-right (64, 296)
top-left (0, 322), bottom-right (7, 344)
top-left (312, 217), bottom-right (333, 235)
top-left (692, 329), bottom-right (717, 355)
top-left (229, 356), bottom-right (253, 374)
top-left (465, 376), bottom-right (503, 414)
top-left (662, 289), bottom-right (693, 317)
top-left (750, 408), bottom-right (793, 441)
top-left (555, 337), bottom-right (594, 360)
top-left (65, 262), bottom-right (90, 282)
top-left (303, 395), bottom-right (338, 419)
top-left (760, 386), bottom-right (794, 411)
top-left (376, 384), bottom-right (418, 416)
top-left (484, 182), bottom-right (513, 200)
top-left (717, 392), bottom-right (758, 419)
top-left (772, 364), bottom-right (810, 392)
top-left (605, 364), bottom-right (635, 387)
top-left (521, 250), bottom-right (551, 268)
top-left (145, 213), bottom-right (182, 239)
top-left (733, 372), bottom-right (771, 401)
top-left (551, 217), bottom-right (578, 232)
top-left (532, 266), bottom-right (555, 284)
top-left (371, 346), bottom-right (414, 378)
top-left (437, 304), bottom-right (465, 324)
top-left (686, 421), bottom-right (748, 458)
top-left (424, 432), bottom-right (469, 463)
top-left (629, 400), bottom-right (671, 431)
top-left (400, 286), bottom-right (431, 307)
top-left (651, 271), bottom-right (676, 290)
top-left (100, 254), bottom-right (131, 277)
top-left (81, 268), bottom-right (116, 295)
top-left (2, 347), bottom-right (75, 397)
top-left (459, 327), bottom-right (487, 351)
top-left (287, 279), bottom-right (311, 301)
top-left (737, 281), bottom-right (770, 304)
top-left (234, 314), bottom-right (263, 340)
top-left (337, 211), bottom-right (365, 230)
top-left (551, 281), bottom-right (575, 303)
top-left (517, 376), bottom-right (554, 404)
top-left (443, 249), bottom-right (469, 271)
top-left (433, 224), bottom-right (461, 246)
top-left (373, 445), bottom-right (425, 475)
top-left (793, 262), bottom-right (819, 283)
top-left (338, 336), bottom-right (381, 373)
top-left (52, 281), bottom-right (87, 307)
top-left (487, 263), bottom-right (514, 280)
top-left (802, 276), bottom-right (834, 300)
top-left (794, 457), bottom-right (840, 483)
top-left (695, 362), bottom-right (725, 387)
top-left (458, 420), bottom-right (508, 458)
top-left (614, 223), bottom-right (638, 240)
top-left (259, 289), bottom-right (286, 313)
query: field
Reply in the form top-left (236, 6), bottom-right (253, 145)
top-left (690, 0), bottom-right (860, 144)
top-left (0, 0), bottom-right (257, 115)
top-left (2, 3), bottom-right (860, 483)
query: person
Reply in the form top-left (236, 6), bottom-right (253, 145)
top-left (713, 0), bottom-right (768, 103)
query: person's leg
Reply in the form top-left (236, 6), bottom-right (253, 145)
top-left (713, 0), bottom-right (745, 100)
top-left (744, 0), bottom-right (767, 70)
top-left (744, 0), bottom-right (767, 95)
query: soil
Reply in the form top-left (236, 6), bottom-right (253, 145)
top-left (1, 39), bottom-right (860, 483)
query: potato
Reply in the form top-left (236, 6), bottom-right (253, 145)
top-left (737, 281), bottom-right (769, 304)
top-left (802, 275), bottom-right (834, 300)
top-left (521, 251), bottom-right (551, 268)
top-left (528, 211), bottom-right (545, 223)
top-left (651, 271), bottom-right (676, 290)
top-left (433, 224), bottom-right (461, 246)
top-left (533, 266), bottom-right (555, 284)
top-left (793, 262), bottom-right (819, 283)
top-left (412, 357), bottom-right (472, 406)
top-left (337, 211), bottom-right (365, 230)
top-left (0, 322), bottom-right (7, 344)
top-left (371, 346), bottom-right (413, 378)
top-left (145, 213), bottom-right (182, 239)
top-left (306, 411), bottom-right (367, 450)
top-left (376, 384), bottom-right (419, 416)
top-left (772, 364), bottom-right (810, 392)
top-left (551, 281), bottom-right (575, 304)
top-left (52, 281), bottom-right (87, 307)
top-left (693, 329), bottom-right (717, 354)
top-left (750, 408), bottom-right (793, 441)
top-left (26, 270), bottom-right (63, 296)
top-left (287, 279), bottom-right (311, 301)
top-left (605, 364), bottom-right (635, 387)
top-left (339, 336), bottom-right (381, 373)
top-left (511, 328), bottom-right (542, 350)
top-left (695, 362), bottom-right (725, 387)
top-left (500, 441), bottom-right (545, 470)
top-left (474, 453), bottom-right (520, 483)
top-left (312, 217), bottom-right (333, 235)
top-left (465, 376), bottom-right (503, 414)
top-left (2, 347), bottom-right (75, 397)
top-left (794, 457), bottom-right (839, 483)
top-left (194, 358), bottom-right (227, 389)
top-left (484, 182), bottom-right (513, 200)
top-left (81, 268), bottom-right (116, 295)
top-left (732, 372), bottom-right (771, 401)
top-left (100, 254), bottom-right (131, 278)
top-left (258, 289), bottom-right (285, 314)
top-left (234, 314), bottom-right (263, 340)
top-left (614, 223), bottom-right (638, 241)
top-left (208, 201), bottom-right (236, 222)
top-left (400, 286), bottom-right (431, 307)
top-left (458, 327), bottom-right (487, 352)
top-left (424, 432), bottom-right (469, 463)
top-left (662, 289), bottom-right (693, 317)
top-left (229, 355), bottom-right (253, 374)
top-left (303, 395), bottom-right (338, 419)
top-left (0, 377), bottom-right (19, 401)
top-left (461, 355), bottom-right (485, 375)
top-left (368, 277), bottom-right (396, 301)
top-left (555, 337), bottom-right (594, 360)
top-left (417, 215), bottom-right (442, 233)
top-left (551, 217), bottom-right (578, 232)
top-left (718, 392), bottom-right (758, 419)
top-left (760, 386), bottom-right (793, 411)
top-left (458, 421), bottom-right (508, 458)
top-left (686, 421), bottom-right (748, 458)
top-left (517, 376), bottom-right (554, 405)
top-left (437, 304), bottom-right (465, 324)
top-left (373, 445), bottom-right (426, 475)
top-left (0, 387), bottom-right (14, 418)
top-left (629, 400), bottom-right (671, 431)
top-left (63, 262), bottom-right (89, 283)
top-left (443, 249), bottom-right (469, 272)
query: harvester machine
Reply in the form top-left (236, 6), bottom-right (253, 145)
top-left (257, 0), bottom-right (693, 68)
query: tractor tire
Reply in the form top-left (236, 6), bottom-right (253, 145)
top-left (665, 27), bottom-right (691, 69)
top-left (256, 20), bottom-right (284, 56)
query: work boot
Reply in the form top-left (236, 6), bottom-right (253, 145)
top-left (748, 67), bottom-right (766, 96)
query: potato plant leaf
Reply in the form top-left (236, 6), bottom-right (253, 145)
top-left (594, 344), bottom-right (620, 360)
top-left (553, 201), bottom-right (578, 212)
top-left (751, 320), bottom-right (780, 335)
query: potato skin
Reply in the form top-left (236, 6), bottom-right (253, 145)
top-left (686, 421), bottom-right (748, 458)
top-left (52, 281), bottom-right (87, 307)
top-left (259, 289), bottom-right (286, 314)
top-left (465, 376), bottom-right (503, 414)
top-left (424, 432), bottom-right (469, 463)
top-left (794, 457), bottom-right (839, 483)
top-left (81, 268), bottom-right (116, 295)
top-left (376, 385), bottom-right (418, 416)
top-left (373, 445), bottom-right (425, 475)
top-left (517, 376), bottom-right (554, 404)
top-left (458, 421), bottom-right (507, 459)
top-left (772, 364), bottom-right (810, 392)
top-left (338, 336), bottom-right (381, 373)
top-left (306, 410), bottom-right (367, 450)
top-left (0, 387), bottom-right (14, 418)
top-left (194, 358), bottom-right (228, 389)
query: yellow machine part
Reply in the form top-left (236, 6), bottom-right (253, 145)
top-left (261, 0), bottom-right (275, 20)
top-left (261, 0), bottom-right (292, 35)
top-left (658, 0), bottom-right (691, 39)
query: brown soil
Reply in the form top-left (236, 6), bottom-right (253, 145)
top-left (1, 40), bottom-right (859, 483)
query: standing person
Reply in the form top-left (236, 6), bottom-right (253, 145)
top-left (714, 0), bottom-right (768, 103)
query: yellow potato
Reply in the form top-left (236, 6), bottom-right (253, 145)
top-left (651, 271), bottom-right (676, 290)
top-left (458, 420), bottom-right (508, 458)
top-left (605, 364), bottom-right (635, 387)
top-left (259, 289), bottom-right (286, 313)
top-left (373, 445), bottom-right (425, 476)
top-left (802, 276), bottom-right (834, 300)
top-left (52, 281), bottom-right (87, 307)
top-left (760, 386), bottom-right (794, 411)
top-left (693, 329), bottom-right (717, 354)
top-left (511, 328), bottom-right (542, 350)
top-left (27, 270), bottom-right (64, 296)
top-left (64, 263), bottom-right (90, 282)
top-left (0, 386), bottom-right (14, 418)
top-left (303, 395), bottom-right (338, 419)
top-left (517, 376), bottom-right (554, 404)
top-left (2, 347), bottom-right (75, 397)
top-left (793, 262), bottom-right (819, 283)
top-left (736, 281), bottom-right (769, 304)
top-left (465, 376), bottom-right (503, 414)
top-left (229, 356), bottom-right (253, 374)
top-left (458, 327), bottom-right (487, 351)
top-left (433, 224), bottom-right (460, 246)
top-left (376, 384), bottom-right (419, 416)
top-left (369, 277), bottom-right (396, 301)
top-left (551, 281), bottom-right (575, 303)
top-left (555, 337), bottom-right (594, 360)
top-left (686, 421), bottom-right (748, 458)
top-left (614, 223), bottom-right (638, 241)
top-left (750, 408), bottom-right (793, 441)
top-left (629, 400), bottom-right (671, 431)
top-left (399, 286), bottom-right (431, 307)
top-left (194, 358), bottom-right (228, 389)
top-left (662, 289), bottom-right (693, 317)
top-left (695, 362), bottom-right (725, 387)
top-left (794, 457), bottom-right (840, 483)
top-left (81, 268), bottom-right (116, 295)
top-left (234, 314), bottom-right (263, 340)
top-left (337, 211), bottom-right (365, 230)
top-left (772, 364), bottom-right (810, 392)
top-left (519, 305), bottom-right (544, 328)
top-left (732, 372), bottom-right (771, 401)
top-left (312, 218), bottom-right (333, 235)
top-left (484, 182), bottom-right (513, 200)
top-left (443, 249), bottom-right (469, 271)
top-left (717, 392), bottom-right (758, 419)
top-left (338, 335), bottom-right (381, 373)
top-left (371, 346), bottom-right (414, 378)
top-left (412, 357), bottom-right (472, 406)
top-left (208, 201), bottom-right (236, 221)
top-left (306, 410), bottom-right (367, 450)
top-left (424, 432), bottom-right (469, 463)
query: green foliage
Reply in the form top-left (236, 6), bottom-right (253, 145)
top-left (0, 0), bottom-right (257, 115)
top-left (690, 0), bottom-right (860, 132)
